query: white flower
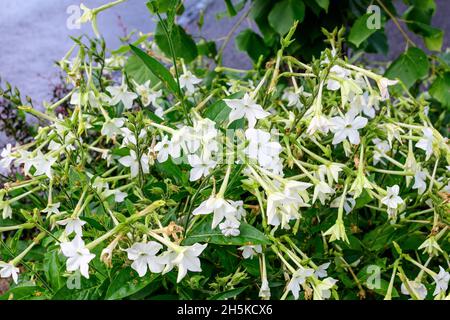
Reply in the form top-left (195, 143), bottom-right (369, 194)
top-left (224, 93), bottom-right (270, 128)
top-left (372, 138), bottom-right (390, 165)
top-left (323, 219), bottom-right (348, 243)
top-left (57, 218), bottom-right (86, 237)
top-left (400, 280), bottom-right (427, 300)
top-left (350, 92), bottom-right (378, 118)
top-left (164, 243), bottom-right (207, 283)
top-left (16, 150), bottom-right (33, 176)
top-left (266, 192), bottom-right (304, 229)
top-left (101, 118), bottom-right (125, 139)
top-left (313, 181), bottom-right (335, 205)
top-left (219, 218), bottom-right (240, 237)
top-left (60, 236), bottom-right (95, 279)
top-left (330, 196), bottom-right (355, 214)
top-left (238, 245), bottom-right (262, 259)
top-left (120, 128), bottom-right (147, 147)
top-left (42, 202), bottom-right (61, 216)
top-left (432, 266), bottom-right (450, 296)
top-left (259, 278), bottom-right (271, 299)
top-left (0, 144), bottom-right (15, 171)
top-left (327, 65), bottom-right (351, 91)
top-left (317, 163), bottom-right (342, 186)
top-left (192, 196), bottom-right (237, 228)
top-left (179, 71), bottom-right (201, 94)
top-left (0, 195), bottom-right (12, 219)
top-left (0, 262), bottom-right (20, 284)
top-left (187, 154), bottom-right (217, 181)
top-left (154, 135), bottom-right (173, 163)
top-left (133, 80), bottom-right (162, 108)
top-left (377, 77), bottom-right (398, 100)
top-left (315, 262), bottom-right (331, 278)
top-left (330, 112), bottom-right (368, 145)
top-left (229, 200), bottom-right (247, 220)
top-left (287, 267), bottom-right (315, 299)
top-left (245, 128), bottom-right (282, 168)
top-left (313, 277), bottom-right (338, 300)
top-left (31, 150), bottom-right (57, 179)
top-left (306, 114), bottom-right (330, 135)
top-left (106, 83), bottom-right (138, 110)
top-left (119, 150), bottom-right (149, 178)
top-left (418, 236), bottom-right (443, 256)
top-left (415, 128), bottom-right (434, 160)
top-left (412, 170), bottom-right (427, 195)
top-left (126, 242), bottom-right (165, 277)
top-left (381, 185), bottom-right (404, 213)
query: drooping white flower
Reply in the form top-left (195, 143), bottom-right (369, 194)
top-left (313, 277), bottom-right (338, 300)
top-left (0, 262), bottom-right (20, 284)
top-left (126, 241), bottom-right (165, 277)
top-left (179, 71), bottom-right (201, 94)
top-left (349, 92), bottom-right (378, 118)
top-left (238, 245), bottom-right (262, 259)
top-left (119, 150), bottom-right (149, 178)
top-left (306, 114), bottom-right (331, 135)
top-left (57, 217), bottom-right (86, 237)
top-left (0, 196), bottom-right (12, 219)
top-left (245, 128), bottom-right (282, 168)
top-left (381, 185), bottom-right (404, 216)
top-left (219, 218), bottom-right (240, 237)
top-left (106, 83), bottom-right (138, 110)
top-left (31, 150), bottom-right (57, 179)
top-left (192, 196), bottom-right (237, 228)
top-left (287, 267), bottom-right (315, 299)
top-left (326, 65), bottom-right (351, 91)
top-left (0, 144), bottom-right (15, 171)
top-left (187, 154), bottom-right (217, 182)
top-left (101, 118), bottom-right (125, 139)
top-left (400, 280), bottom-right (427, 300)
top-left (313, 181), bottom-right (335, 205)
top-left (418, 236), bottom-right (442, 256)
top-left (377, 77), bottom-right (398, 100)
top-left (415, 128), bottom-right (434, 160)
top-left (315, 262), bottom-right (331, 278)
top-left (412, 170), bottom-right (427, 195)
top-left (60, 236), bottom-right (95, 279)
top-left (224, 93), bottom-right (270, 128)
top-left (317, 163), bottom-right (343, 186)
top-left (42, 202), bottom-right (61, 216)
top-left (330, 112), bottom-right (368, 145)
top-left (154, 135), bottom-right (173, 163)
top-left (266, 191), bottom-right (304, 229)
top-left (432, 266), bottom-right (450, 296)
top-left (330, 196), bottom-right (356, 214)
top-left (372, 138), bottom-right (390, 165)
top-left (132, 80), bottom-right (162, 108)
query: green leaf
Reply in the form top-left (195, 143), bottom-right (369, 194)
top-left (129, 44), bottom-right (179, 96)
top-left (0, 286), bottom-right (47, 300)
top-left (43, 251), bottom-right (63, 290)
top-left (348, 13), bottom-right (381, 48)
top-left (125, 55), bottom-right (159, 85)
top-left (268, 0), bottom-right (305, 35)
top-left (203, 92), bottom-right (244, 125)
top-left (209, 287), bottom-right (247, 300)
top-left (235, 29), bottom-right (270, 63)
top-left (224, 0), bottom-right (237, 16)
top-left (154, 21), bottom-right (198, 63)
top-left (155, 158), bottom-right (185, 185)
top-left (315, 0), bottom-right (329, 12)
top-left (52, 277), bottom-right (104, 300)
top-left (105, 267), bottom-right (159, 300)
top-left (384, 47), bottom-right (429, 89)
top-left (430, 72), bottom-right (450, 108)
top-left (183, 215), bottom-right (270, 246)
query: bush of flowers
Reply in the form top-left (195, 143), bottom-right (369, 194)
top-left (0, 3), bottom-right (449, 300)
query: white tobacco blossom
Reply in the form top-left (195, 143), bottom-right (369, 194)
top-left (126, 242), bottom-right (165, 277)
top-left (238, 245), bottom-right (262, 259)
top-left (60, 236), bottom-right (95, 279)
top-left (412, 170), bottom-right (427, 194)
top-left (432, 266), bottom-right (450, 296)
top-left (381, 185), bottom-right (404, 217)
top-left (192, 196), bottom-right (237, 229)
top-left (415, 128), bottom-right (434, 160)
top-left (162, 243), bottom-right (207, 283)
top-left (330, 112), bottom-right (368, 145)
top-left (400, 280), bottom-right (427, 300)
top-left (0, 262), bottom-right (20, 284)
top-left (372, 138), bottom-right (390, 165)
top-left (179, 71), bottom-right (201, 94)
top-left (287, 267), bottom-right (315, 299)
top-left (106, 83), bottom-right (138, 110)
top-left (119, 150), bottom-right (149, 178)
top-left (224, 93), bottom-right (270, 128)
top-left (56, 217), bottom-right (86, 237)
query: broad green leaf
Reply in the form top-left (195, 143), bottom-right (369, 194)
top-left (52, 277), bottom-right (104, 300)
top-left (155, 158), bottom-right (185, 185)
top-left (430, 72), bottom-right (450, 108)
top-left (235, 29), bottom-right (270, 63)
top-left (130, 44), bottom-right (179, 96)
top-left (154, 21), bottom-right (198, 63)
top-left (125, 55), bottom-right (158, 85)
top-left (105, 267), bottom-right (159, 300)
top-left (183, 215), bottom-right (270, 246)
top-left (268, 0), bottom-right (305, 35)
top-left (315, 0), bottom-right (329, 12)
top-left (348, 13), bottom-right (382, 48)
top-left (43, 251), bottom-right (63, 290)
top-left (224, 0), bottom-right (237, 16)
top-left (384, 47), bottom-right (429, 89)
top-left (0, 285), bottom-right (47, 300)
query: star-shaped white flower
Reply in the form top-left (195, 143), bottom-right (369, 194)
top-left (238, 245), bottom-right (262, 259)
top-left (0, 144), bottom-right (15, 171)
top-left (126, 241), bottom-right (165, 277)
top-left (330, 112), bottom-right (368, 145)
top-left (400, 280), bottom-right (427, 300)
top-left (192, 196), bottom-right (237, 228)
top-left (287, 267), bottom-right (315, 299)
top-left (224, 93), bottom-right (270, 128)
top-left (163, 243), bottom-right (207, 283)
top-left (101, 118), bottom-right (125, 139)
top-left (42, 202), bottom-right (61, 216)
top-left (412, 170), bottom-right (427, 195)
top-left (0, 261), bottom-right (20, 284)
top-left (106, 84), bottom-right (138, 110)
top-left (187, 154), bottom-right (217, 182)
top-left (60, 236), bottom-right (96, 279)
top-left (306, 114), bottom-right (331, 135)
top-left (57, 217), bottom-right (87, 237)
top-left (219, 218), bottom-right (240, 237)
top-left (119, 150), bottom-right (149, 178)
top-left (245, 128), bottom-right (282, 168)
top-left (179, 71), bottom-right (202, 94)
top-left (415, 128), bottom-right (434, 160)
top-left (381, 185), bottom-right (404, 211)
top-left (432, 266), bottom-right (450, 296)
